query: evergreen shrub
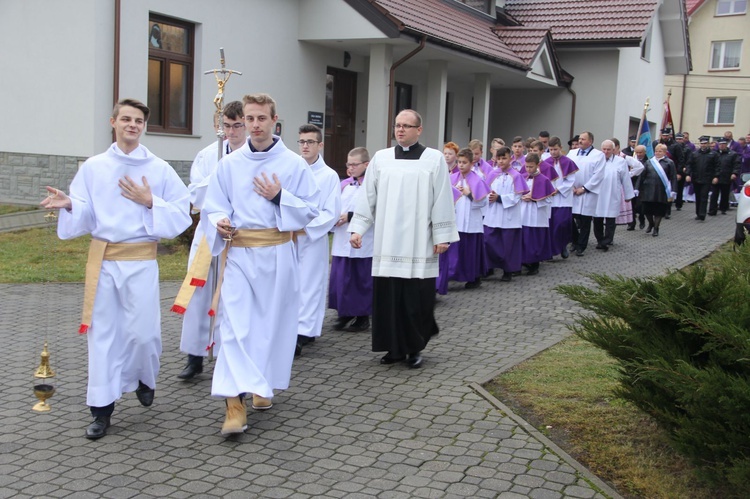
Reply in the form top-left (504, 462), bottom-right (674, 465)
top-left (557, 244), bottom-right (750, 491)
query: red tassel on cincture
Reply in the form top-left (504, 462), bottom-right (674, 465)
top-left (208, 309), bottom-right (216, 317)
top-left (78, 324), bottom-right (89, 334)
top-left (170, 304), bottom-right (186, 315)
top-left (190, 278), bottom-right (206, 287)
top-left (205, 341), bottom-right (215, 352)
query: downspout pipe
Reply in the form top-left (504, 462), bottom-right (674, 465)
top-left (113, 0), bottom-right (121, 142)
top-left (566, 85), bottom-right (576, 142)
top-left (678, 74), bottom-right (686, 132)
top-left (387, 35), bottom-right (427, 147)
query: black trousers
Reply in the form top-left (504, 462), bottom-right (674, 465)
top-left (91, 402), bottom-right (115, 417)
top-left (573, 215), bottom-right (592, 252)
top-left (675, 176), bottom-right (686, 208)
top-left (693, 183), bottom-right (711, 219)
top-left (372, 277), bottom-right (438, 357)
top-left (708, 183), bottom-right (732, 215)
top-left (593, 217), bottom-right (616, 246)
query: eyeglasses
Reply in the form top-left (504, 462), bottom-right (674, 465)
top-left (297, 140), bottom-right (320, 146)
top-left (393, 124), bottom-right (419, 130)
top-left (223, 123), bottom-right (245, 130)
top-left (346, 162), bottom-right (365, 168)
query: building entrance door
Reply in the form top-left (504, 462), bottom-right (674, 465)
top-left (325, 67), bottom-right (357, 178)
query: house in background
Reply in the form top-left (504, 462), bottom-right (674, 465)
top-left (665, 0), bottom-right (749, 140)
top-left (0, 0), bottom-right (689, 205)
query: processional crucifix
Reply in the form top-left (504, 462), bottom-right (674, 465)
top-left (204, 48), bottom-right (241, 360)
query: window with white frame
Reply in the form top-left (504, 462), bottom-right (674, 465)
top-left (716, 0), bottom-right (747, 15)
top-left (710, 41), bottom-right (742, 69)
top-left (705, 97), bottom-right (736, 124)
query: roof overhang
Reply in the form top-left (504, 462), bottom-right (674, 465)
top-left (658, 0), bottom-right (691, 74)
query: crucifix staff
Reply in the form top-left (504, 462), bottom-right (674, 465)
top-left (203, 48), bottom-right (241, 361)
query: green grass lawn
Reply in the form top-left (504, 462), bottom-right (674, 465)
top-left (0, 203), bottom-right (39, 216)
top-left (0, 227), bottom-right (189, 283)
top-left (485, 244), bottom-right (739, 499)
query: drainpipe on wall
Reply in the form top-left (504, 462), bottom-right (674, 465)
top-left (566, 85), bottom-right (576, 141)
top-left (387, 36), bottom-right (427, 147)
top-left (678, 74), bottom-right (687, 132)
top-left (113, 0), bottom-right (121, 143)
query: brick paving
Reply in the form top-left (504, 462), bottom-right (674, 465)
top-left (0, 206), bottom-right (736, 498)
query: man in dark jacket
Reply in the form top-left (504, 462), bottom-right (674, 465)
top-left (675, 133), bottom-right (692, 210)
top-left (686, 136), bottom-right (720, 221)
top-left (709, 138), bottom-right (741, 216)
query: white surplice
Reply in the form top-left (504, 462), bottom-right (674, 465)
top-left (331, 179), bottom-right (374, 258)
top-left (550, 159), bottom-right (576, 210)
top-left (202, 138), bottom-right (319, 399)
top-left (568, 148), bottom-right (606, 216)
top-left (349, 147), bottom-right (459, 279)
top-left (484, 170), bottom-right (524, 229)
top-left (297, 155), bottom-right (341, 339)
top-left (180, 139), bottom-right (227, 357)
top-left (590, 155), bottom-right (636, 218)
top-left (454, 178), bottom-right (487, 233)
top-left (57, 143), bottom-right (191, 408)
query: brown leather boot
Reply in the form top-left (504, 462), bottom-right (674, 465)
top-left (221, 396), bottom-right (247, 435)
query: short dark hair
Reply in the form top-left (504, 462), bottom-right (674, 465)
top-left (610, 137), bottom-right (620, 147)
top-left (548, 136), bottom-right (562, 148)
top-left (495, 146), bottom-right (511, 158)
top-left (112, 98), bottom-right (150, 121)
top-left (538, 130), bottom-right (550, 138)
top-left (512, 136), bottom-right (524, 144)
top-left (223, 101), bottom-right (244, 121)
top-left (299, 123), bottom-right (323, 143)
top-left (525, 152), bottom-right (540, 165)
top-left (530, 140), bottom-right (544, 151)
top-left (457, 148), bottom-right (474, 161)
top-left (581, 131), bottom-right (594, 142)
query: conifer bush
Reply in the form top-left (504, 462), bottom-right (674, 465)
top-left (557, 244), bottom-right (750, 491)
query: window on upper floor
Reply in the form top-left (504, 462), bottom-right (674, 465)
top-left (710, 40), bottom-right (742, 70)
top-left (706, 97), bottom-right (736, 125)
top-left (455, 0), bottom-right (493, 15)
top-left (716, 0), bottom-right (747, 15)
top-left (147, 14), bottom-right (194, 135)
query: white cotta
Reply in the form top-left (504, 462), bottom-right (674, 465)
top-left (550, 159), bottom-right (576, 210)
top-left (57, 143), bottom-right (191, 407)
top-left (454, 178), bottom-right (487, 234)
top-left (349, 147), bottom-right (459, 279)
top-left (520, 177), bottom-right (553, 228)
top-left (296, 155), bottom-right (341, 339)
top-left (568, 148), bottom-right (606, 216)
top-left (202, 138), bottom-right (319, 399)
top-left (590, 156), bottom-right (636, 218)
top-left (484, 171), bottom-right (524, 229)
top-left (331, 180), bottom-right (374, 257)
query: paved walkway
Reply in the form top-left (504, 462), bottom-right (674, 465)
top-left (0, 210), bottom-right (49, 233)
top-left (0, 206), bottom-right (736, 498)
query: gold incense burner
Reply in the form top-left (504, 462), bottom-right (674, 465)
top-left (32, 341), bottom-right (55, 412)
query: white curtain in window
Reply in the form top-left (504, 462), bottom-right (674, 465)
top-left (718, 98), bottom-right (736, 124)
top-left (724, 41), bottom-right (742, 68)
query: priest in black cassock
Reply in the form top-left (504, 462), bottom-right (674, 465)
top-left (349, 110), bottom-right (459, 369)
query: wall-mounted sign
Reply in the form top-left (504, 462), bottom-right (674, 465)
top-left (307, 111), bottom-right (324, 128)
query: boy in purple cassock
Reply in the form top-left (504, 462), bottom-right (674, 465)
top-left (469, 139), bottom-right (492, 179)
top-left (540, 137), bottom-right (578, 259)
top-left (436, 148), bottom-right (490, 294)
top-left (520, 153), bottom-right (557, 275)
top-left (329, 147), bottom-right (374, 332)
top-left (483, 146), bottom-right (529, 282)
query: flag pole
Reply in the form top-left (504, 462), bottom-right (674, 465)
top-left (637, 97), bottom-right (649, 145)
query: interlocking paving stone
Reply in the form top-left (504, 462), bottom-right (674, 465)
top-left (1, 207), bottom-right (735, 497)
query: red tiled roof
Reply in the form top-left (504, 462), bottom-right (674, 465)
top-left (373, 0), bottom-right (529, 69)
top-left (504, 0), bottom-right (658, 44)
top-left (687, 0), bottom-right (706, 15)
top-left (494, 27), bottom-right (550, 65)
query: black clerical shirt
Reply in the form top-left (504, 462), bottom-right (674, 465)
top-left (395, 142), bottom-right (426, 160)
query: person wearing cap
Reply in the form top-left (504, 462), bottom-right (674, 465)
top-left (709, 138), bottom-right (741, 216)
top-left (685, 136), bottom-right (720, 221)
top-left (714, 131), bottom-right (743, 155)
top-left (622, 136), bottom-right (637, 157)
top-left (567, 135), bottom-right (579, 153)
top-left (674, 133), bottom-right (692, 211)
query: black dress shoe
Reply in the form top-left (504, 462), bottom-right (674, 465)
top-left (561, 247), bottom-right (569, 258)
top-left (575, 250), bottom-right (584, 257)
top-left (639, 221), bottom-right (646, 230)
top-left (380, 354), bottom-right (405, 365)
top-left (333, 316), bottom-right (354, 331)
top-left (297, 335), bottom-right (314, 346)
top-left (500, 272), bottom-right (512, 282)
top-left (85, 416), bottom-right (110, 440)
top-left (646, 225), bottom-right (653, 234)
top-left (464, 279), bottom-right (481, 289)
top-left (135, 381), bottom-right (154, 407)
top-left (406, 353), bottom-right (423, 369)
top-left (626, 225), bottom-right (635, 231)
top-left (177, 355), bottom-right (204, 380)
top-left (295, 343), bottom-right (302, 357)
top-left (345, 316), bottom-right (370, 332)
top-left (652, 228), bottom-right (659, 237)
